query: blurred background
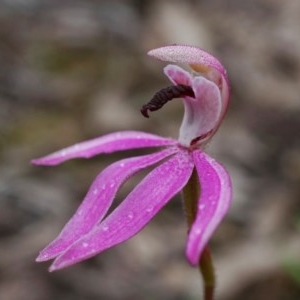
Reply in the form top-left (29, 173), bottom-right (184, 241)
top-left (1, 0), bottom-right (300, 299)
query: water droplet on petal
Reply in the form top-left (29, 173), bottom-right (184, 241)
top-left (82, 242), bottom-right (89, 248)
top-left (93, 188), bottom-right (98, 195)
top-left (146, 206), bottom-right (154, 213)
top-left (199, 204), bottom-right (206, 210)
top-left (102, 224), bottom-right (109, 231)
top-left (127, 212), bottom-right (134, 220)
top-left (110, 182), bottom-right (115, 188)
top-left (195, 228), bottom-right (202, 235)
top-left (61, 150), bottom-right (67, 157)
top-left (119, 162), bottom-right (125, 167)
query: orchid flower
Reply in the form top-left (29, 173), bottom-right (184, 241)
top-left (33, 45), bottom-right (232, 273)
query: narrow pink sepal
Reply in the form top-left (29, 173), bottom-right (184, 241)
top-left (36, 148), bottom-right (178, 262)
top-left (186, 151), bottom-right (232, 266)
top-left (31, 131), bottom-right (176, 166)
top-left (148, 45), bottom-right (228, 83)
top-left (49, 150), bottom-right (194, 271)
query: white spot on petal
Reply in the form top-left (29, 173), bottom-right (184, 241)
top-left (110, 182), bottom-right (115, 188)
top-left (199, 204), bottom-right (206, 210)
top-left (195, 228), bottom-right (202, 235)
top-left (127, 212), bottom-right (134, 219)
top-left (102, 224), bottom-right (109, 231)
top-left (146, 206), bottom-right (154, 213)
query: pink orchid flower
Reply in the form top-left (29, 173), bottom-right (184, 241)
top-left (33, 45), bottom-right (232, 271)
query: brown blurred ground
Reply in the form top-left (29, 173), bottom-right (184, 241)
top-left (1, 1), bottom-right (300, 299)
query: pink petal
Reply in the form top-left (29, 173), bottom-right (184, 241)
top-left (36, 147), bottom-right (178, 262)
top-left (164, 64), bottom-right (193, 86)
top-left (49, 150), bottom-right (194, 271)
top-left (148, 45), bottom-right (228, 83)
top-left (186, 150), bottom-right (232, 266)
top-left (164, 65), bottom-right (222, 146)
top-left (179, 76), bottom-right (222, 146)
top-left (32, 131), bottom-right (176, 166)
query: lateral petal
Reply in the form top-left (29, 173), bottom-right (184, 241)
top-left (32, 131), bottom-right (176, 166)
top-left (186, 151), bottom-right (232, 266)
top-left (50, 150), bottom-right (194, 271)
top-left (164, 64), bottom-right (193, 86)
top-left (178, 76), bottom-right (222, 146)
top-left (36, 147), bottom-right (178, 262)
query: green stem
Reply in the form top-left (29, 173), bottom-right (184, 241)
top-left (182, 169), bottom-right (215, 300)
top-left (199, 247), bottom-right (215, 300)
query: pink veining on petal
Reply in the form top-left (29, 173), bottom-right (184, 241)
top-left (49, 150), bottom-right (194, 271)
top-left (148, 45), bottom-right (228, 83)
top-left (32, 131), bottom-right (176, 166)
top-left (186, 150), bottom-right (232, 266)
top-left (36, 147), bottom-right (178, 262)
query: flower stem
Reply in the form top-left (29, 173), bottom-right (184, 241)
top-left (182, 168), bottom-right (215, 300)
top-left (199, 247), bottom-right (214, 300)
